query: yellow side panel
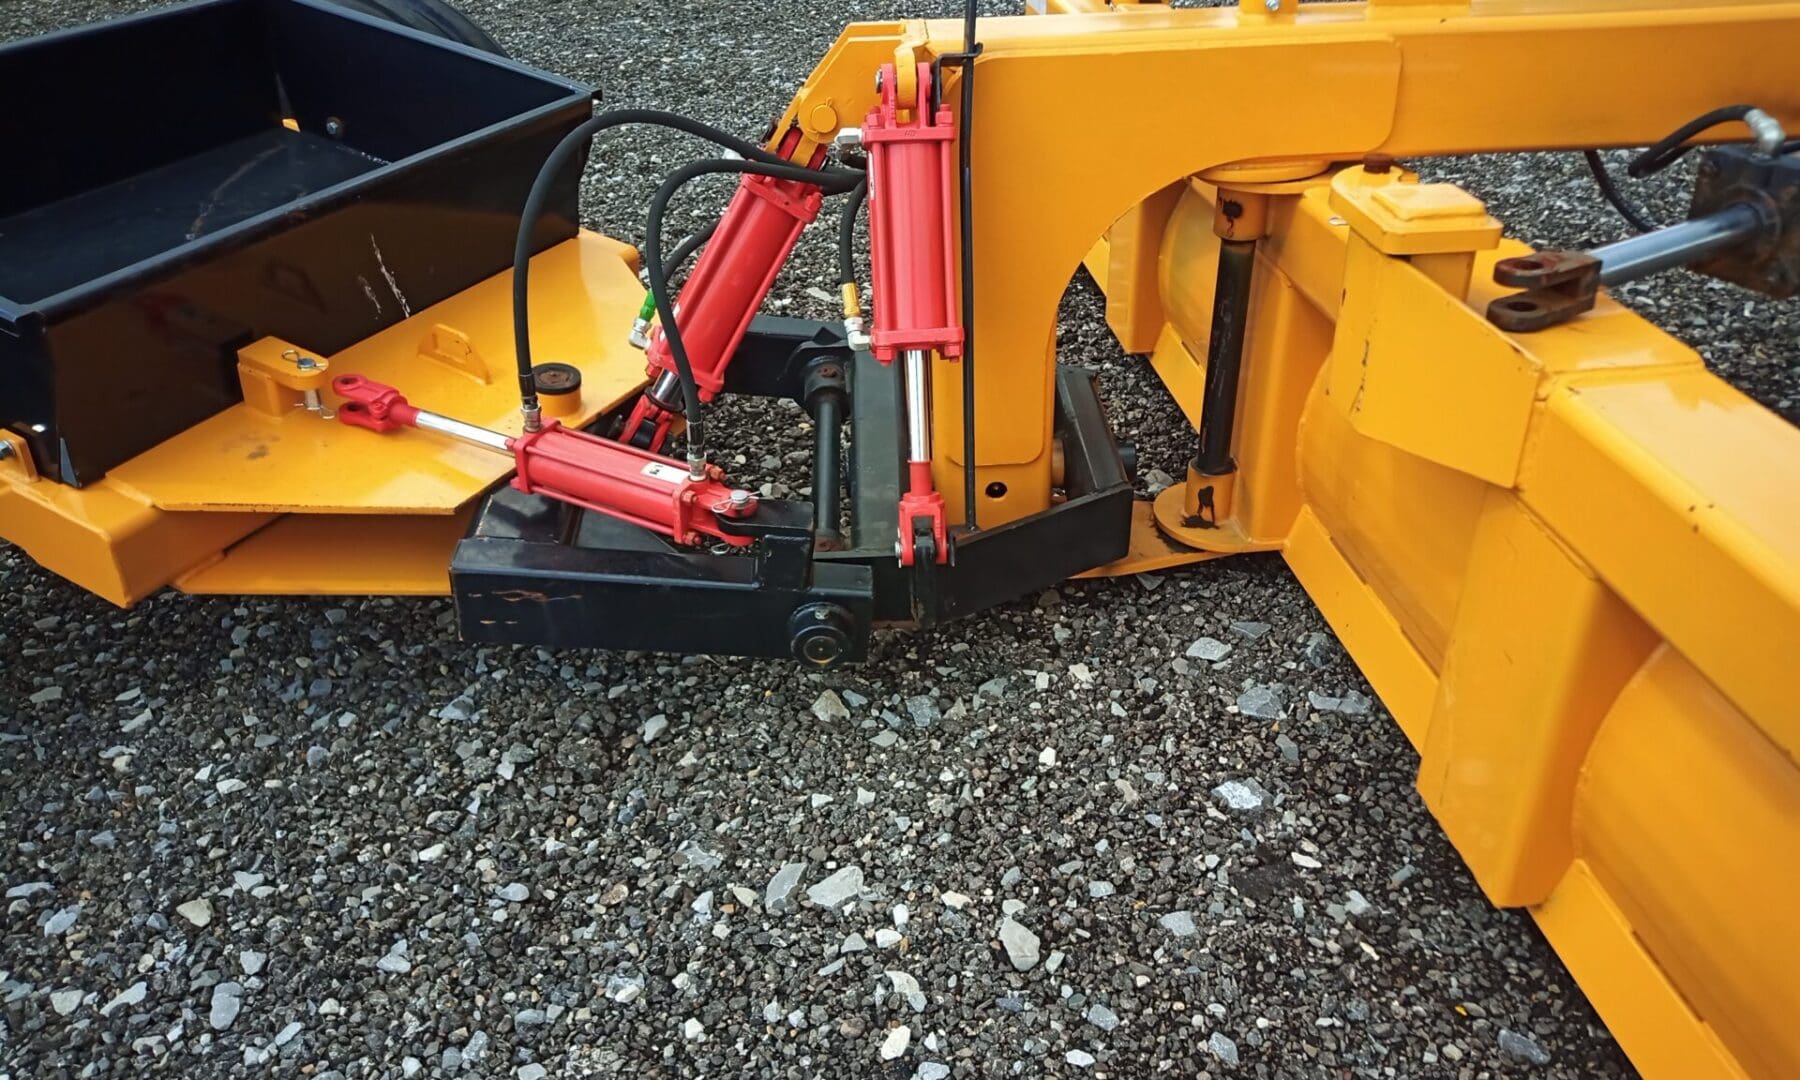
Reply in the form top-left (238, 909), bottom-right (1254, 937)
top-left (1522, 374), bottom-right (1800, 760)
top-left (176, 511), bottom-right (471, 597)
top-left (1419, 489), bottom-right (1659, 905)
top-left (1576, 647), bottom-right (1800, 1079)
top-left (107, 234), bottom-right (649, 515)
top-left (1532, 860), bottom-right (1747, 1080)
top-left (1297, 367), bottom-right (1490, 670)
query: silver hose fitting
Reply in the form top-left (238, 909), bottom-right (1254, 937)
top-left (687, 453), bottom-right (708, 482)
top-left (1745, 108), bottom-right (1787, 157)
top-left (521, 403), bottom-right (543, 433)
top-left (844, 314), bottom-right (871, 352)
top-left (628, 317), bottom-right (653, 350)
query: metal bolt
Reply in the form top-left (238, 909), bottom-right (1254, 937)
top-left (1264, 0), bottom-right (1280, 10)
top-left (0, 442), bottom-right (14, 462)
top-left (324, 117), bottom-right (345, 138)
top-left (729, 489), bottom-right (753, 509)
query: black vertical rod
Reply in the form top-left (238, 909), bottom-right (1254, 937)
top-left (810, 389), bottom-right (846, 546)
top-left (1195, 239), bottom-right (1256, 476)
top-left (953, 2), bottom-right (981, 530)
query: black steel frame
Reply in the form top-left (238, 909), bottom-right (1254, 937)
top-left (450, 316), bottom-right (1135, 665)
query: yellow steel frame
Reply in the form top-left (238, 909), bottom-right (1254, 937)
top-left (2, 6), bottom-right (1797, 1075)
top-left (938, 6), bottom-right (1793, 1077)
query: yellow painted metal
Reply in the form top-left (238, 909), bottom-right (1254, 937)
top-left (1532, 859), bottom-right (1748, 1080)
top-left (237, 337), bottom-right (334, 417)
top-left (6, 6), bottom-right (1800, 1073)
top-left (105, 233), bottom-right (647, 514)
top-left (1065, 44), bottom-right (1799, 1065)
top-left (791, 1), bottom-right (1800, 529)
top-left (176, 512), bottom-right (469, 597)
top-left (1076, 499), bottom-right (1227, 577)
top-left (0, 464), bottom-right (272, 607)
top-left (1577, 646), bottom-right (1800, 1078)
top-left (0, 231), bottom-right (649, 602)
top-left (1522, 374), bottom-right (1800, 759)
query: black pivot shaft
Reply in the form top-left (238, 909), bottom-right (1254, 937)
top-left (804, 359), bottom-right (850, 549)
top-left (1194, 238), bottom-right (1256, 480)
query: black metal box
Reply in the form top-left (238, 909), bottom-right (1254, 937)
top-left (0, 0), bottom-right (594, 485)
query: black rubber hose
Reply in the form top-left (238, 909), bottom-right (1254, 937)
top-left (1628, 105), bottom-right (1759, 178)
top-left (837, 180), bottom-right (867, 287)
top-left (510, 109), bottom-right (855, 420)
top-left (951, 0), bottom-right (981, 529)
top-left (645, 158), bottom-right (863, 468)
top-left (1583, 149), bottom-right (1659, 234)
top-left (669, 216), bottom-right (721, 277)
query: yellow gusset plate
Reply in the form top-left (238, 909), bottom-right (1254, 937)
top-left (107, 232), bottom-right (650, 515)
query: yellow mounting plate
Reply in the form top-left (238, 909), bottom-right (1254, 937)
top-left (107, 233), bottom-right (649, 514)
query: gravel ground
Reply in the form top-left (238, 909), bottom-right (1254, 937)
top-left (5, 2), bottom-right (1797, 1078)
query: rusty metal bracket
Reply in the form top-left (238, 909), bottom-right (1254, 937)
top-left (1485, 250), bottom-right (1601, 332)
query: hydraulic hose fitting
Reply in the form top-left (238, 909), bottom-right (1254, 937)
top-left (629, 293), bottom-right (657, 350)
top-left (841, 283), bottom-right (871, 351)
top-left (1745, 108), bottom-right (1788, 157)
top-left (521, 402), bottom-right (543, 433)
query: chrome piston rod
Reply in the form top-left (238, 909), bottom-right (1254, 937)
top-left (903, 348), bottom-right (932, 464)
top-left (1593, 203), bottom-right (1767, 286)
top-left (414, 410), bottom-right (513, 453)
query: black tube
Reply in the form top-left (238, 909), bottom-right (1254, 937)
top-left (1628, 105), bottom-right (1758, 178)
top-left (644, 159), bottom-right (862, 465)
top-left (510, 108), bottom-right (856, 420)
top-left (669, 216), bottom-right (720, 275)
top-left (811, 389), bottom-right (845, 544)
top-left (952, 0), bottom-right (981, 530)
top-left (837, 180), bottom-right (867, 287)
top-left (1195, 240), bottom-right (1256, 477)
top-left (1583, 149), bottom-right (1659, 234)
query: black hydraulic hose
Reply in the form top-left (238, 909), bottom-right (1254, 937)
top-left (669, 216), bottom-right (721, 276)
top-left (949, 0), bottom-right (981, 529)
top-left (1583, 149), bottom-right (1659, 234)
top-left (837, 180), bottom-right (867, 288)
top-left (1629, 104), bottom-right (1760, 178)
top-left (510, 108), bottom-right (844, 422)
top-left (645, 158), bottom-right (863, 468)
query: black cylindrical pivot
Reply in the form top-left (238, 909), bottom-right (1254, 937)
top-left (811, 391), bottom-right (845, 545)
top-left (804, 360), bottom-right (850, 549)
top-left (1195, 239), bottom-right (1256, 476)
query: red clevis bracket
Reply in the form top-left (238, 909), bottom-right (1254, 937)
top-left (331, 375), bottom-right (758, 548)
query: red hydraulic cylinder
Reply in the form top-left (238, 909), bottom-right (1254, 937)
top-left (509, 425), bottom-right (752, 548)
top-left (625, 135), bottom-right (827, 450)
top-left (863, 62), bottom-right (962, 565)
top-left (332, 375), bottom-right (756, 548)
top-left (865, 62), bottom-right (963, 364)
